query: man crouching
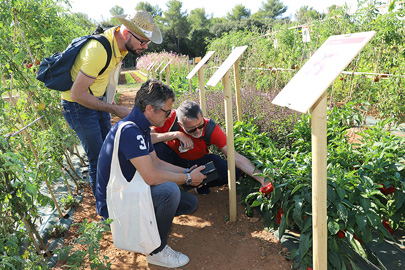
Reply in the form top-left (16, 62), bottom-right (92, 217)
top-left (95, 79), bottom-right (206, 268)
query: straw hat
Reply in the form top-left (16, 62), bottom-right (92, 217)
top-left (114, 10), bottom-right (162, 44)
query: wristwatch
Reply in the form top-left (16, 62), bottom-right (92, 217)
top-left (185, 173), bottom-right (192, 186)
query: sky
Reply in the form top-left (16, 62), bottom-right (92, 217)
top-left (68, 0), bottom-right (361, 22)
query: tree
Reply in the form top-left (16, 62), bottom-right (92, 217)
top-left (161, 0), bottom-right (190, 52)
top-left (72, 12), bottom-right (96, 34)
top-left (295, 6), bottom-right (321, 23)
top-left (252, 0), bottom-right (288, 20)
top-left (226, 4), bottom-right (251, 21)
top-left (189, 8), bottom-right (212, 31)
top-left (135, 2), bottom-right (162, 17)
top-left (210, 18), bottom-right (270, 38)
top-left (109, 5), bottom-right (124, 16)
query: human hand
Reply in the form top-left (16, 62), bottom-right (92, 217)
top-left (178, 133), bottom-right (194, 149)
top-left (113, 105), bottom-right (131, 119)
top-left (185, 165), bottom-right (197, 173)
top-left (189, 165), bottom-right (206, 186)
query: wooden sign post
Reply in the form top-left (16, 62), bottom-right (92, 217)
top-left (206, 46), bottom-right (248, 222)
top-left (233, 60), bottom-right (242, 121)
top-left (272, 31), bottom-right (375, 270)
top-left (186, 51), bottom-right (215, 116)
top-left (155, 61), bottom-right (165, 81)
top-left (160, 59), bottom-right (173, 86)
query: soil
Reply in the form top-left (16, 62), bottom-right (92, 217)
top-left (54, 76), bottom-right (293, 270)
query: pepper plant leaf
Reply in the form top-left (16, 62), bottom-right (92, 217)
top-left (328, 220), bottom-right (340, 235)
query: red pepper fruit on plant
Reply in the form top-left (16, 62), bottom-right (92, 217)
top-left (259, 183), bottom-right (274, 194)
top-left (382, 220), bottom-right (395, 235)
top-left (276, 207), bottom-right (283, 225)
top-left (337, 230), bottom-right (345, 238)
top-left (307, 267), bottom-right (313, 270)
top-left (378, 183), bottom-right (396, 195)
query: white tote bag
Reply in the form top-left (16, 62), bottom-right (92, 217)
top-left (105, 62), bottom-right (122, 104)
top-left (106, 121), bottom-right (161, 254)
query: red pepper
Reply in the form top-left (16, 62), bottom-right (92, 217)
top-left (337, 230), bottom-right (345, 238)
top-left (382, 219), bottom-right (395, 235)
top-left (378, 183), bottom-right (396, 195)
top-left (259, 183), bottom-right (274, 194)
top-left (307, 267), bottom-right (313, 270)
top-left (26, 63), bottom-right (33, 68)
top-left (276, 207), bottom-right (283, 225)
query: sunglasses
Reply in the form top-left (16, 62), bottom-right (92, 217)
top-left (128, 31), bottom-right (151, 46)
top-left (160, 108), bottom-right (172, 118)
top-left (185, 121), bottom-right (205, 133)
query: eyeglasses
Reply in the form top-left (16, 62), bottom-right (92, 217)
top-left (185, 121), bottom-right (205, 133)
top-left (128, 31), bottom-right (151, 46)
top-left (160, 108), bottom-right (172, 118)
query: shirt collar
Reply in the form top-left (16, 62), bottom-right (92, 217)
top-left (124, 106), bottom-right (151, 133)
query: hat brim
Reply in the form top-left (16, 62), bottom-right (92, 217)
top-left (114, 14), bottom-right (162, 44)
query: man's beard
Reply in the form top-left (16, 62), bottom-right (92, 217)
top-left (125, 43), bottom-right (143, 57)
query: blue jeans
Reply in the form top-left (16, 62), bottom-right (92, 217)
top-left (150, 182), bottom-right (198, 253)
top-left (61, 100), bottom-right (111, 196)
top-left (154, 142), bottom-right (240, 190)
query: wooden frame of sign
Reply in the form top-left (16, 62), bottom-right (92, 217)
top-left (160, 59), bottom-right (173, 86)
top-left (206, 45), bottom-right (248, 222)
top-left (147, 61), bottom-right (158, 79)
top-left (186, 51), bottom-right (215, 116)
top-left (272, 31), bottom-right (376, 270)
top-left (154, 61), bottom-right (165, 81)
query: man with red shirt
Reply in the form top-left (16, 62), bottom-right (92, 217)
top-left (152, 100), bottom-right (270, 194)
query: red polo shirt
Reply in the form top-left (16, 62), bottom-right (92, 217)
top-left (153, 110), bottom-right (227, 160)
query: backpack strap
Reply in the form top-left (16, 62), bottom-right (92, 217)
top-left (201, 119), bottom-right (216, 146)
top-left (170, 116), bottom-right (181, 132)
top-left (91, 35), bottom-right (112, 76)
top-left (87, 35), bottom-right (112, 95)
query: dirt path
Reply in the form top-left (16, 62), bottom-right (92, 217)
top-left (55, 83), bottom-right (293, 270)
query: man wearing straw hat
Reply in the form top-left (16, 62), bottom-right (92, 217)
top-left (62, 10), bottom-right (161, 197)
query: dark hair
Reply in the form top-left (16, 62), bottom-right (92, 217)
top-left (177, 100), bottom-right (203, 124)
top-left (134, 79), bottom-right (175, 112)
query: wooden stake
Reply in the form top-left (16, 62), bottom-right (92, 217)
top-left (222, 70), bottom-right (237, 222)
top-left (233, 60), bottom-right (242, 122)
top-left (166, 65), bottom-right (171, 87)
top-left (187, 55), bottom-right (192, 92)
top-left (26, 92), bottom-right (46, 129)
top-left (311, 92), bottom-right (327, 270)
top-left (198, 68), bottom-right (206, 116)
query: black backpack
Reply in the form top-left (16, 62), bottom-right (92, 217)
top-left (170, 117), bottom-right (216, 145)
top-left (36, 28), bottom-right (112, 91)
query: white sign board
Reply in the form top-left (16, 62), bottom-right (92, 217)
top-left (155, 61), bottom-right (165, 72)
top-left (159, 59), bottom-right (173, 75)
top-left (186, 51), bottom-right (215, 80)
top-left (272, 31), bottom-right (376, 113)
top-left (302, 25), bottom-right (310, 43)
top-left (206, 46), bottom-right (248, 87)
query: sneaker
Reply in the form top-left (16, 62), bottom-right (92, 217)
top-left (146, 245), bottom-right (189, 268)
top-left (195, 186), bottom-right (210, 195)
